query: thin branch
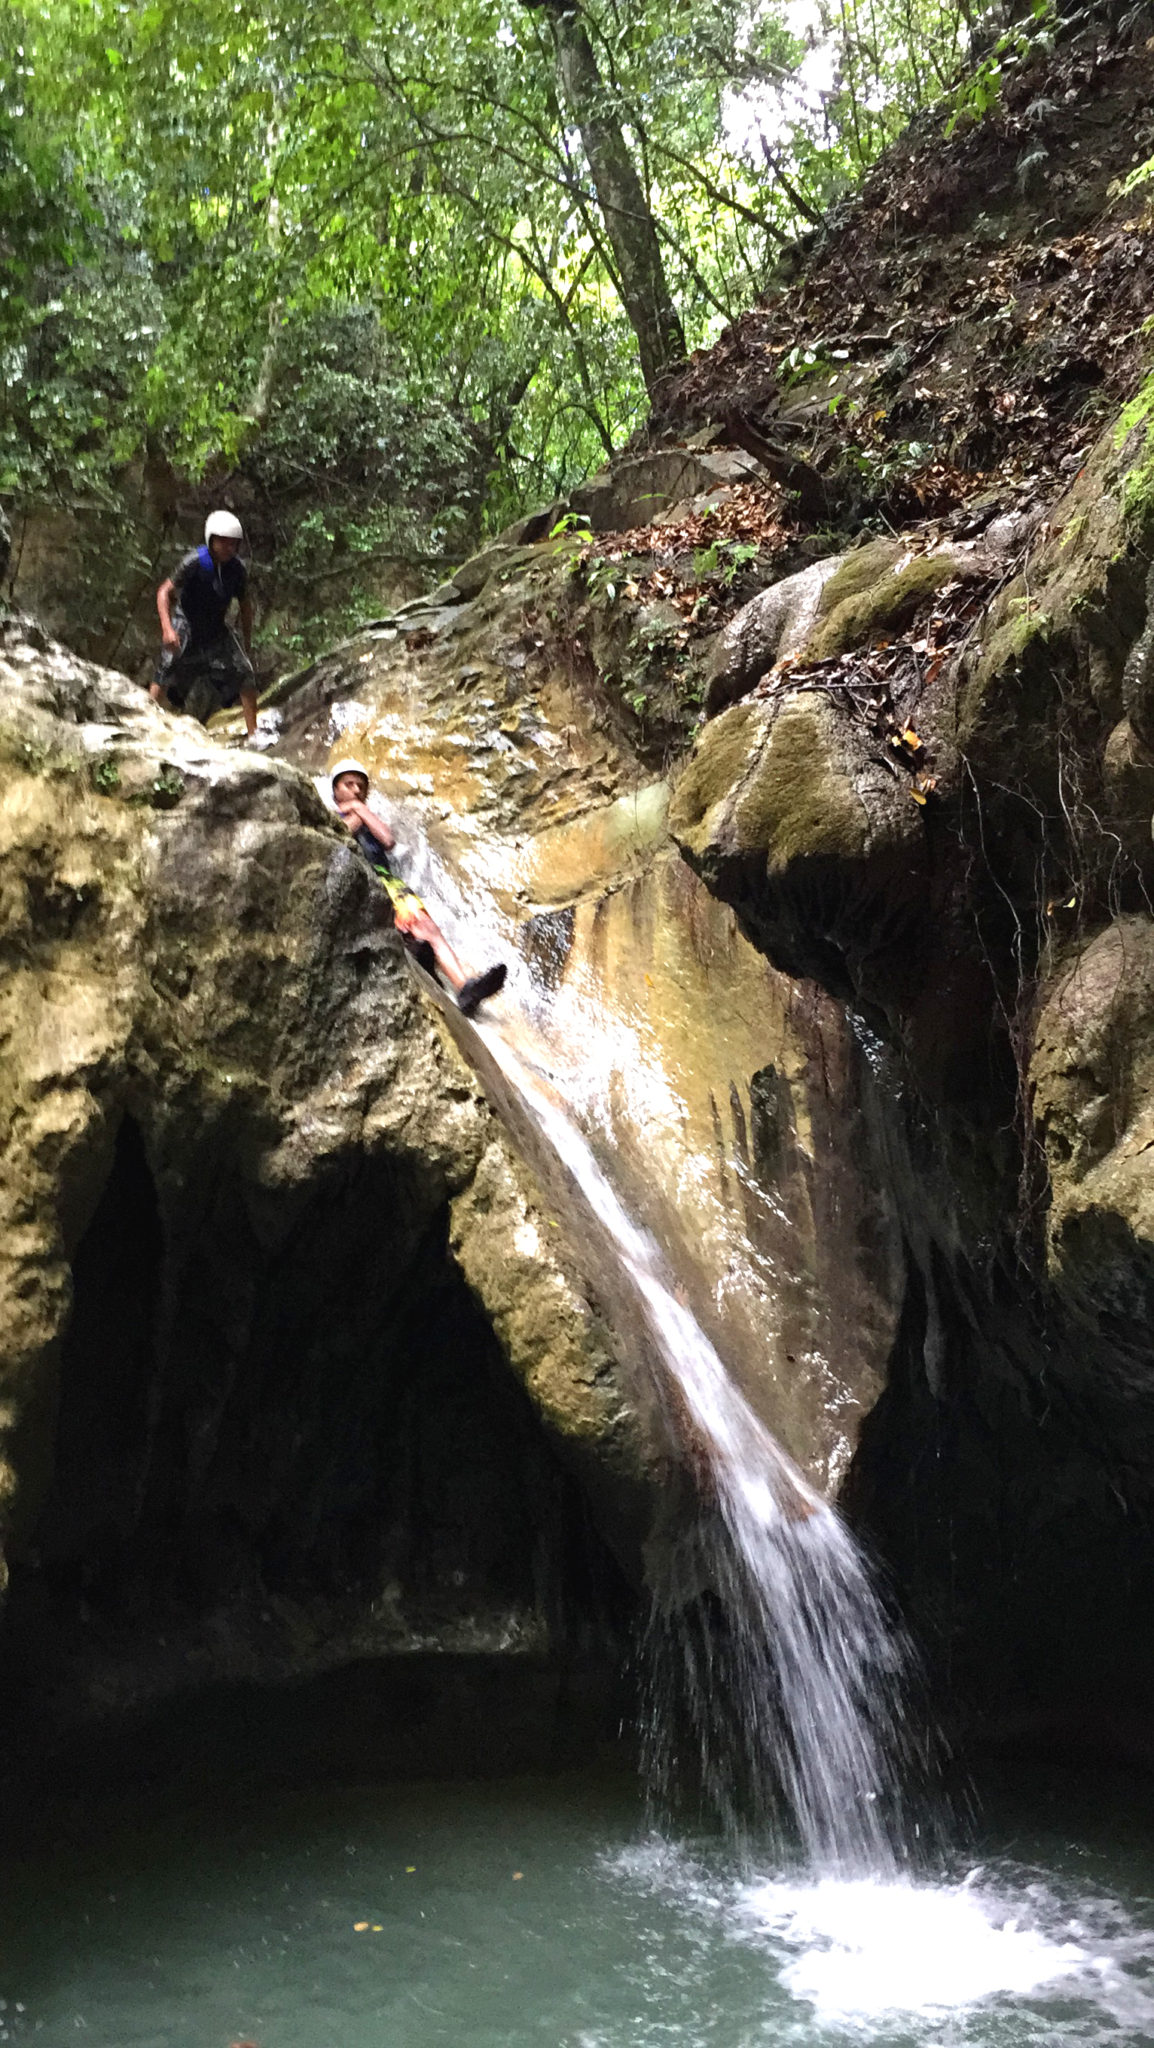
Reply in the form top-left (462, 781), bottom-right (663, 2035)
top-left (758, 132), bottom-right (825, 227)
top-left (649, 135), bottom-right (790, 240)
top-left (724, 411), bottom-right (829, 520)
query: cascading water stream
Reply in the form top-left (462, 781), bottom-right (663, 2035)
top-left (480, 1023), bottom-right (919, 1872)
top-left (358, 799), bottom-right (925, 1871)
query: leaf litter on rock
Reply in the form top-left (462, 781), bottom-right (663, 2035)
top-left (751, 572), bottom-right (999, 804)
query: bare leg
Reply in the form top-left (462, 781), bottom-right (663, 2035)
top-left (395, 899), bottom-right (506, 1013)
top-left (240, 684), bottom-right (258, 738)
top-left (150, 681), bottom-right (171, 710)
top-left (395, 905), bottom-right (469, 991)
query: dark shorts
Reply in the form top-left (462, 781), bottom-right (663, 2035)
top-left (155, 621), bottom-right (255, 718)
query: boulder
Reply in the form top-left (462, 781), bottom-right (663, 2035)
top-left (704, 554), bottom-right (842, 713)
top-left (669, 684), bottom-right (931, 1015)
top-left (1032, 915), bottom-right (1154, 1319)
top-left (0, 624), bottom-right (659, 1750)
top-left (569, 447), bottom-right (760, 534)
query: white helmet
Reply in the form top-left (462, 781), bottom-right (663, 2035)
top-left (330, 757), bottom-right (371, 794)
top-left (205, 509), bottom-right (244, 544)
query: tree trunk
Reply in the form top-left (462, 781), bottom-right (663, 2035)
top-left (523, 0), bottom-right (686, 399)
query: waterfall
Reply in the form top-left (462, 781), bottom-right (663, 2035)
top-left (477, 1020), bottom-right (922, 1874)
top-left (366, 801), bottom-right (924, 1871)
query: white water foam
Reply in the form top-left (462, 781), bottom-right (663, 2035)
top-left (605, 1840), bottom-right (1154, 2043)
top-left (740, 1872), bottom-right (1094, 2022)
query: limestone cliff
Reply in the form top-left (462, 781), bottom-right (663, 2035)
top-left (0, 620), bottom-right (662, 1770)
top-left (264, 548), bottom-right (899, 1501)
top-left (236, 0), bottom-right (1154, 1753)
top-left (649, 12), bottom-right (1154, 1748)
top-left (11, 0), bottom-right (1154, 1776)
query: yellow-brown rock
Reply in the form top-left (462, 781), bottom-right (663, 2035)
top-left (0, 620), bottom-right (660, 1735)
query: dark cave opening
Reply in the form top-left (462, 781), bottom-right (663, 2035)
top-left (31, 1115), bottom-right (164, 1594)
top-left (0, 1117), bottom-right (637, 1802)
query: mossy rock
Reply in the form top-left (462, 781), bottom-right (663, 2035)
top-left (668, 700), bottom-right (760, 857)
top-left (804, 550), bottom-right (960, 662)
top-left (733, 699), bottom-right (868, 870)
top-left (957, 407), bottom-right (1152, 766)
top-left (1115, 369), bottom-right (1154, 535)
top-left (670, 694), bottom-right (867, 873)
top-left (451, 536), bottom-right (576, 603)
top-left (813, 537), bottom-right (905, 616)
top-left (1032, 916), bottom-right (1154, 1302)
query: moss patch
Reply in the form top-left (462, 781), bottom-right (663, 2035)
top-left (804, 553), bottom-right (959, 662)
top-left (1114, 368), bottom-right (1154, 449)
top-left (1116, 371), bottom-right (1154, 531)
top-left (732, 699), bottom-right (868, 869)
top-left (814, 537), bottom-right (905, 617)
top-left (668, 701), bottom-right (758, 852)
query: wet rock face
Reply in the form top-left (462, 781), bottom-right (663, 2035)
top-left (658, 383), bottom-right (1154, 1745)
top-left (0, 626), bottom-right (648, 1757)
top-left (270, 550), bottom-right (902, 1496)
top-left (1032, 916), bottom-right (1154, 1321)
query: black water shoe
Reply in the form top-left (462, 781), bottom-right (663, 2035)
top-left (457, 963), bottom-right (507, 1016)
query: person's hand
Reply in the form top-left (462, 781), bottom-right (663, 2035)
top-left (344, 798), bottom-right (394, 847)
top-left (162, 625), bottom-right (181, 652)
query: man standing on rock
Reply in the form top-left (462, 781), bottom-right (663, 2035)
top-left (152, 510), bottom-right (261, 741)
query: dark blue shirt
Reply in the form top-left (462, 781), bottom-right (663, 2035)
top-left (171, 545), bottom-right (248, 645)
top-left (352, 821), bottom-right (394, 873)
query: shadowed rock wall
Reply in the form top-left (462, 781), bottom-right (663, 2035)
top-left (0, 623), bottom-right (659, 1778)
top-left (666, 392), bottom-right (1154, 1753)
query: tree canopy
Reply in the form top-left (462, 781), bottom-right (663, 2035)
top-left (1, 0), bottom-right (1023, 613)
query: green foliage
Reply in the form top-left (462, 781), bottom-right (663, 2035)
top-left (943, 1), bottom-right (1054, 136)
top-left (149, 764), bottom-right (185, 807)
top-left (779, 344), bottom-right (847, 388)
top-left (0, 0), bottom-right (1045, 615)
top-left (692, 535), bottom-right (759, 582)
top-left (843, 438), bottom-right (932, 488)
top-left (585, 555), bottom-right (620, 602)
top-left (1109, 155), bottom-right (1154, 202)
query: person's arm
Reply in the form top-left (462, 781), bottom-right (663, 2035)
top-left (338, 798), bottom-right (395, 851)
top-left (232, 572), bottom-right (258, 737)
top-left (156, 578), bottom-right (181, 651)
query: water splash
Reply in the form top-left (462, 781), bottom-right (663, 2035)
top-left (743, 1871), bottom-right (1094, 2023)
top-left (605, 1837), bottom-right (1154, 2043)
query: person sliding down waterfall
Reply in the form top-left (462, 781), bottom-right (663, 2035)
top-left (152, 510), bottom-right (265, 744)
top-left (331, 759), bottom-right (507, 1017)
